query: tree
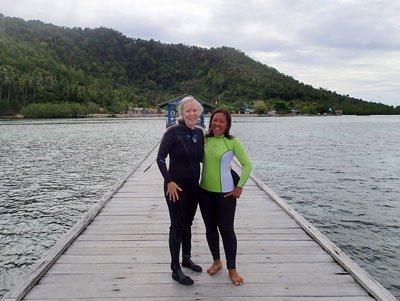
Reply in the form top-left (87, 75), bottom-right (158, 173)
top-left (252, 100), bottom-right (270, 114)
top-left (137, 101), bottom-right (150, 108)
top-left (31, 71), bottom-right (44, 103)
top-left (0, 66), bottom-right (6, 101)
top-left (300, 104), bottom-right (317, 114)
top-left (272, 100), bottom-right (288, 114)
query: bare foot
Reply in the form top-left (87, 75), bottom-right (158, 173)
top-left (229, 269), bottom-right (244, 286)
top-left (207, 260), bottom-right (223, 275)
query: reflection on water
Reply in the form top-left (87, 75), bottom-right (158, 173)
top-left (1, 116), bottom-right (399, 298)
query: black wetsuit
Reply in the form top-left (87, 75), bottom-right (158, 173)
top-left (157, 122), bottom-right (204, 271)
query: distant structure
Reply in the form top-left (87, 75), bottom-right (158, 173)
top-left (157, 94), bottom-right (215, 127)
top-left (239, 107), bottom-right (254, 114)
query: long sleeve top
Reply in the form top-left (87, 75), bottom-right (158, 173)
top-left (201, 134), bottom-right (252, 193)
top-left (157, 122), bottom-right (204, 187)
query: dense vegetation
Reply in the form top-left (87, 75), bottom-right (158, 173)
top-left (0, 14), bottom-right (398, 117)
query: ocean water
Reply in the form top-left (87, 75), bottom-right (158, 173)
top-left (0, 115), bottom-right (399, 298)
top-left (232, 115), bottom-right (400, 298)
top-left (0, 118), bottom-right (166, 298)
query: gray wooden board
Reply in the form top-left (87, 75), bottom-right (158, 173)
top-left (5, 142), bottom-right (394, 301)
top-left (85, 218), bottom-right (300, 227)
top-left (43, 262), bottom-right (348, 274)
top-left (38, 272), bottom-right (356, 285)
top-left (75, 232), bottom-right (313, 241)
top-left (24, 296), bottom-right (372, 301)
top-left (23, 285), bottom-right (369, 300)
top-left (23, 282), bottom-right (369, 299)
top-left (63, 239), bottom-right (321, 248)
top-left (81, 225), bottom-right (306, 235)
top-left (56, 253), bottom-right (334, 264)
top-left (63, 247), bottom-right (328, 256)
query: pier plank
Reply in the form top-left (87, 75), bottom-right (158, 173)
top-left (42, 262), bottom-right (348, 275)
top-left (38, 272), bottom-right (356, 285)
top-left (75, 232), bottom-right (313, 241)
top-left (23, 282), bottom-right (369, 300)
top-left (4, 143), bottom-right (395, 301)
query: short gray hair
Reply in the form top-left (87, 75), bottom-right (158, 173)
top-left (178, 95), bottom-right (204, 119)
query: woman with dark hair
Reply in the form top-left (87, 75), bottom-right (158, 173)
top-left (199, 108), bottom-right (252, 286)
top-left (157, 96), bottom-right (204, 285)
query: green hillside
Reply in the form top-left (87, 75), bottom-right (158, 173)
top-left (0, 14), bottom-right (398, 116)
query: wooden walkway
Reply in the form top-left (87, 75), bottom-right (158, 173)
top-left (4, 143), bottom-right (396, 300)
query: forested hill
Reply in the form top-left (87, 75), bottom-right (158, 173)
top-left (0, 15), bottom-right (398, 116)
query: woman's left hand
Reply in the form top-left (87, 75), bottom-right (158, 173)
top-left (224, 186), bottom-right (243, 198)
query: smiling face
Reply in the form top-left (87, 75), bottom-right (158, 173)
top-left (211, 112), bottom-right (227, 136)
top-left (182, 100), bottom-right (199, 129)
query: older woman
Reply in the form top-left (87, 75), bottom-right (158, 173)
top-left (200, 108), bottom-right (252, 286)
top-left (157, 96), bottom-right (204, 285)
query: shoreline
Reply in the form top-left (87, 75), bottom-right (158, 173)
top-left (0, 113), bottom-right (344, 119)
top-left (3, 113), bottom-right (399, 119)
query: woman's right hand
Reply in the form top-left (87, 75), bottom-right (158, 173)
top-left (166, 181), bottom-right (182, 202)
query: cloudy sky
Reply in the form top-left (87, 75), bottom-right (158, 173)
top-left (2, 0), bottom-right (400, 106)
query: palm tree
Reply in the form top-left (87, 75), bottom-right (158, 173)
top-left (19, 73), bottom-right (31, 106)
top-left (0, 66), bottom-right (6, 101)
top-left (6, 67), bottom-right (18, 104)
top-left (32, 71), bottom-right (44, 103)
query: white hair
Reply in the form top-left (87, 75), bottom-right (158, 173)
top-left (178, 95), bottom-right (204, 119)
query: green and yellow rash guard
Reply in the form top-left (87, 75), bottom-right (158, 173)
top-left (201, 134), bottom-right (252, 193)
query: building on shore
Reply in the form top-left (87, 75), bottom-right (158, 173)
top-left (157, 94), bottom-right (215, 127)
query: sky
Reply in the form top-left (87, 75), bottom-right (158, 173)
top-left (2, 0), bottom-right (400, 107)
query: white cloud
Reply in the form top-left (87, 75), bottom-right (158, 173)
top-left (2, 0), bottom-right (399, 106)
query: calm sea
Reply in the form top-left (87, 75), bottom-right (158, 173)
top-left (0, 116), bottom-right (399, 298)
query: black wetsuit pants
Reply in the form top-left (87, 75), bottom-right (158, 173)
top-left (199, 188), bottom-right (237, 270)
top-left (165, 183), bottom-right (199, 271)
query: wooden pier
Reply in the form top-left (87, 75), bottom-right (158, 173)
top-left (4, 143), bottom-right (396, 300)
